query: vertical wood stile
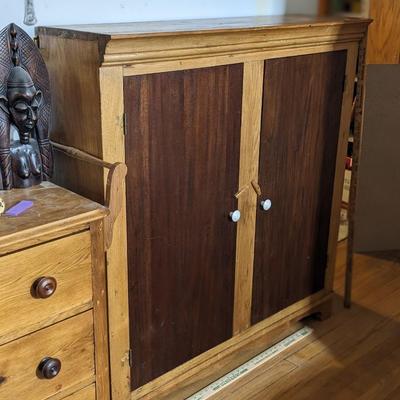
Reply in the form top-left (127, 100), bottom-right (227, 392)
top-left (233, 61), bottom-right (264, 335)
top-left (325, 44), bottom-right (359, 294)
top-left (90, 220), bottom-right (111, 400)
top-left (345, 37), bottom-right (368, 307)
top-left (99, 66), bottom-right (131, 400)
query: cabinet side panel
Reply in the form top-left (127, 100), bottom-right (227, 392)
top-left (124, 64), bottom-right (243, 388)
top-left (252, 51), bottom-right (347, 323)
top-left (39, 35), bottom-right (104, 203)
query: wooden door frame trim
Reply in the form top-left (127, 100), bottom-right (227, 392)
top-left (104, 22), bottom-right (369, 68)
top-left (325, 42), bottom-right (359, 294)
top-left (90, 220), bottom-right (111, 400)
top-left (123, 42), bottom-right (359, 76)
top-left (233, 60), bottom-right (264, 335)
top-left (99, 66), bottom-right (131, 400)
top-left (345, 36), bottom-right (368, 307)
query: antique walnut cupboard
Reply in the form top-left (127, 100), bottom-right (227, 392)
top-left (37, 15), bottom-right (370, 400)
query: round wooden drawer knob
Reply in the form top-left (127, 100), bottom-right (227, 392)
top-left (38, 357), bottom-right (62, 379)
top-left (32, 277), bottom-right (57, 299)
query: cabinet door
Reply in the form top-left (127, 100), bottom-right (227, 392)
top-left (124, 65), bottom-right (243, 389)
top-left (251, 51), bottom-right (347, 323)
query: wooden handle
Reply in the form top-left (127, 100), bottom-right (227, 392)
top-left (52, 142), bottom-right (114, 169)
top-left (37, 357), bottom-right (61, 379)
top-left (33, 277), bottom-right (57, 299)
top-left (51, 141), bottom-right (127, 250)
top-left (104, 162), bottom-right (128, 250)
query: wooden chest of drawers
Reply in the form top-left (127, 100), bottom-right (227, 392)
top-left (0, 183), bottom-right (109, 400)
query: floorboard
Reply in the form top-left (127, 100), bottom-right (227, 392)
top-left (209, 241), bottom-right (400, 400)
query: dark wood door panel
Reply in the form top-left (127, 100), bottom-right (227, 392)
top-left (251, 51), bottom-right (347, 323)
top-left (124, 64), bottom-right (243, 389)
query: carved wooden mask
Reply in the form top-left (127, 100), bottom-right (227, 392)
top-left (0, 23), bottom-right (53, 189)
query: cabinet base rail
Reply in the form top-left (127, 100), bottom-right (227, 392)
top-left (131, 291), bottom-right (333, 400)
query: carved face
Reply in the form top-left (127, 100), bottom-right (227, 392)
top-left (7, 86), bottom-right (42, 140)
top-left (0, 65), bottom-right (42, 144)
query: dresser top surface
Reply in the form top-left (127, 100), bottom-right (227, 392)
top-left (0, 182), bottom-right (107, 241)
top-left (37, 15), bottom-right (371, 39)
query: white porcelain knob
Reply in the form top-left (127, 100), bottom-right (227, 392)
top-left (229, 210), bottom-right (241, 222)
top-left (260, 199), bottom-right (272, 211)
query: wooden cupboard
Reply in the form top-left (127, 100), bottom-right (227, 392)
top-left (37, 15), bottom-right (370, 399)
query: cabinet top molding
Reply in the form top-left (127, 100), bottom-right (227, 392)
top-left (37, 15), bottom-right (370, 39)
top-left (36, 15), bottom-right (371, 70)
top-left (36, 15), bottom-right (371, 68)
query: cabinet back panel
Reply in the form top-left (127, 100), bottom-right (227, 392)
top-left (252, 51), bottom-right (347, 323)
top-left (124, 64), bottom-right (243, 389)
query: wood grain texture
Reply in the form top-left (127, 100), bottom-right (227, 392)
top-left (0, 182), bottom-right (107, 255)
top-left (90, 220), bottom-right (110, 400)
top-left (35, 17), bottom-right (370, 400)
top-left (48, 141), bottom-right (127, 251)
top-left (99, 66), bottom-right (131, 400)
top-left (0, 311), bottom-right (94, 400)
top-left (251, 51), bottom-right (347, 323)
top-left (132, 292), bottom-right (330, 400)
top-left (207, 241), bottom-right (400, 400)
top-left (324, 44), bottom-right (358, 293)
top-left (39, 35), bottom-right (104, 203)
top-left (346, 37), bottom-right (367, 307)
top-left (37, 17), bottom-right (370, 69)
top-left (124, 64), bottom-right (243, 389)
top-left (0, 231), bottom-right (92, 345)
top-left (209, 360), bottom-right (298, 400)
top-left (233, 60), bottom-right (264, 335)
top-left (121, 43), bottom-right (356, 77)
top-left (367, 0), bottom-right (400, 64)
top-left (63, 384), bottom-right (96, 400)
top-left (103, 23), bottom-right (366, 68)
top-left (104, 162), bottom-right (128, 250)
top-left (38, 15), bottom-right (371, 38)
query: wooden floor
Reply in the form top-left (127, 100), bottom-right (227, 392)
top-left (210, 241), bottom-right (400, 400)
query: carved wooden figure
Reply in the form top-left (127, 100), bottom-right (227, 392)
top-left (0, 23), bottom-right (53, 189)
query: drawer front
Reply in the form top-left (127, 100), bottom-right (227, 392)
top-left (0, 311), bottom-right (94, 399)
top-left (63, 384), bottom-right (95, 400)
top-left (0, 231), bottom-right (92, 345)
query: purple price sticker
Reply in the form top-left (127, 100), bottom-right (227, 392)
top-left (5, 200), bottom-right (33, 216)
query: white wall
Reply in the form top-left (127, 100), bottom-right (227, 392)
top-left (2, 0), bottom-right (287, 36)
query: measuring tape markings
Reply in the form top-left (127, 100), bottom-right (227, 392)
top-left (187, 326), bottom-right (313, 400)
